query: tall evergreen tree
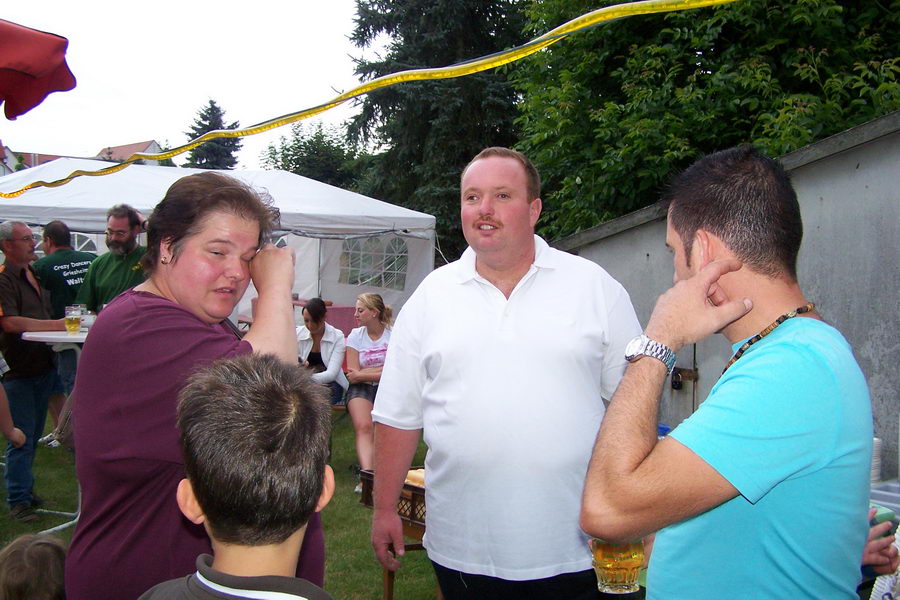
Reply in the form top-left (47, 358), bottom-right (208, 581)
top-left (183, 99), bottom-right (242, 170)
top-left (350, 0), bottom-right (527, 260)
top-left (512, 0), bottom-right (900, 242)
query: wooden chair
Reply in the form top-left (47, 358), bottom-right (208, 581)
top-left (359, 470), bottom-right (444, 600)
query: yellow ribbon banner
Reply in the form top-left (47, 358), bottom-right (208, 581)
top-left (2, 0), bottom-right (737, 198)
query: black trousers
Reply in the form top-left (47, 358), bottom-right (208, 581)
top-left (432, 561), bottom-right (600, 600)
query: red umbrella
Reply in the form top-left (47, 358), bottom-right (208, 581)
top-left (0, 19), bottom-right (76, 120)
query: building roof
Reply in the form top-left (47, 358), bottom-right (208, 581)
top-left (94, 140), bottom-right (158, 162)
top-left (2, 149), bottom-right (65, 169)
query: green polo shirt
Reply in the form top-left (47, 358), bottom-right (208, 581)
top-left (33, 248), bottom-right (98, 318)
top-left (75, 245), bottom-right (147, 312)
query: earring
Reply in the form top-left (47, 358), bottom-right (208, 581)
top-left (161, 256), bottom-right (170, 265)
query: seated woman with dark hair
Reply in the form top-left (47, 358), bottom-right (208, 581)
top-left (297, 297), bottom-right (348, 405)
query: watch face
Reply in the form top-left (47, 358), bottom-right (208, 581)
top-left (625, 335), bottom-right (645, 359)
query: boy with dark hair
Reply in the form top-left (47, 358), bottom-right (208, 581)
top-left (140, 353), bottom-right (335, 600)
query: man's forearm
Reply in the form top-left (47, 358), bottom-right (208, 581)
top-left (597, 358), bottom-right (667, 471)
top-left (0, 316), bottom-right (65, 334)
top-left (373, 423), bottom-right (421, 511)
top-left (581, 357), bottom-right (667, 539)
top-left (582, 260), bottom-right (750, 542)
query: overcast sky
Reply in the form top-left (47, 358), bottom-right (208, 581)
top-left (3, 1), bottom-right (372, 169)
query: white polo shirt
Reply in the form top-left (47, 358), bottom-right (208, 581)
top-left (373, 235), bottom-right (641, 580)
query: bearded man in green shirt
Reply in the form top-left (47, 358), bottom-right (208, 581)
top-left (76, 204), bottom-right (147, 313)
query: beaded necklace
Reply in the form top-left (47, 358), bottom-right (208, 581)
top-left (722, 302), bottom-right (815, 374)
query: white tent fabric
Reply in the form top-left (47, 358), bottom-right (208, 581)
top-left (0, 158), bottom-right (435, 311)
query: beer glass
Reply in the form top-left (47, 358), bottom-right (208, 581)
top-left (64, 305), bottom-right (81, 335)
top-left (591, 537), bottom-right (644, 594)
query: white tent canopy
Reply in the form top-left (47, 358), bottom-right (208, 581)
top-left (0, 158), bottom-right (435, 312)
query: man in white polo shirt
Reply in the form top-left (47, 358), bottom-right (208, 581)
top-left (370, 147), bottom-right (640, 599)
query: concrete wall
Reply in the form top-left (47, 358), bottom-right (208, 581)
top-left (556, 111), bottom-right (900, 479)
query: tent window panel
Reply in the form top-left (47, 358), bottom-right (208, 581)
top-left (339, 239), bottom-right (363, 285)
top-left (72, 233), bottom-right (98, 254)
top-left (362, 238), bottom-right (385, 287)
top-left (339, 236), bottom-right (408, 291)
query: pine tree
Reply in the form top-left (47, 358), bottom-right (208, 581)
top-left (183, 99), bottom-right (242, 169)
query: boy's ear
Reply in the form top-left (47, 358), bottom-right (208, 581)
top-left (315, 465), bottom-right (335, 513)
top-left (176, 478), bottom-right (206, 525)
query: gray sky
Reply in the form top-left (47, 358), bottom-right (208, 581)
top-left (3, 1), bottom-right (370, 169)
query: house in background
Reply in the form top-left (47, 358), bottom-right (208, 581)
top-left (0, 143), bottom-right (65, 174)
top-left (95, 140), bottom-right (163, 165)
top-left (0, 139), bottom-right (165, 175)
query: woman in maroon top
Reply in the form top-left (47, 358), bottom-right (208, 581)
top-left (65, 172), bottom-right (325, 600)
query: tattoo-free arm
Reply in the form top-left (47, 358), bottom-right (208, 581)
top-left (371, 424), bottom-right (421, 571)
top-left (0, 316), bottom-right (64, 333)
top-left (242, 245), bottom-right (297, 363)
top-left (581, 260), bottom-right (752, 542)
top-left (580, 358), bottom-right (738, 542)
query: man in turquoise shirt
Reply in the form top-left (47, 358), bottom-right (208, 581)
top-left (580, 146), bottom-right (873, 599)
top-left (76, 204), bottom-right (147, 312)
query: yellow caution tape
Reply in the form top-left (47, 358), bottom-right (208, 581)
top-left (2, 0), bottom-right (738, 198)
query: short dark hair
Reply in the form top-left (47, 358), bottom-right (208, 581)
top-left (42, 221), bottom-right (71, 248)
top-left (662, 145), bottom-right (803, 279)
top-left (177, 353), bottom-right (331, 546)
top-left (107, 204), bottom-right (142, 229)
top-left (141, 172), bottom-right (280, 275)
top-left (303, 297), bottom-right (327, 324)
top-left (462, 147), bottom-right (541, 201)
top-left (0, 534), bottom-right (66, 600)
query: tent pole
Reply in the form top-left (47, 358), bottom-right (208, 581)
top-left (316, 237), bottom-right (323, 299)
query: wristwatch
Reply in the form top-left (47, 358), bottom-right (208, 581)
top-left (624, 334), bottom-right (676, 375)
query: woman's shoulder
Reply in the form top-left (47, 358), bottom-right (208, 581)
top-left (346, 326), bottom-right (366, 347)
top-left (322, 322), bottom-right (345, 340)
top-left (95, 290), bottom-right (238, 345)
top-left (93, 290), bottom-right (180, 333)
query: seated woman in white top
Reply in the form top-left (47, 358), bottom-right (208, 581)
top-left (296, 297), bottom-right (348, 405)
top-left (345, 293), bottom-right (392, 474)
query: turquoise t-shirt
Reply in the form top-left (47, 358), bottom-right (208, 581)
top-left (648, 318), bottom-right (872, 599)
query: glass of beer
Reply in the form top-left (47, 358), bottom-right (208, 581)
top-left (64, 305), bottom-right (81, 335)
top-left (591, 537), bottom-right (644, 594)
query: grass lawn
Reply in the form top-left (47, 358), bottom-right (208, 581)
top-left (0, 413), bottom-right (439, 599)
top-left (324, 411), bottom-right (437, 599)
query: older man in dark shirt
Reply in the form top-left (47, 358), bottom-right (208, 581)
top-left (0, 221), bottom-right (64, 522)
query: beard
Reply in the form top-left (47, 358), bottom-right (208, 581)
top-left (107, 236), bottom-right (137, 256)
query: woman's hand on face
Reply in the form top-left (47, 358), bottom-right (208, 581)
top-left (250, 243), bottom-right (295, 295)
